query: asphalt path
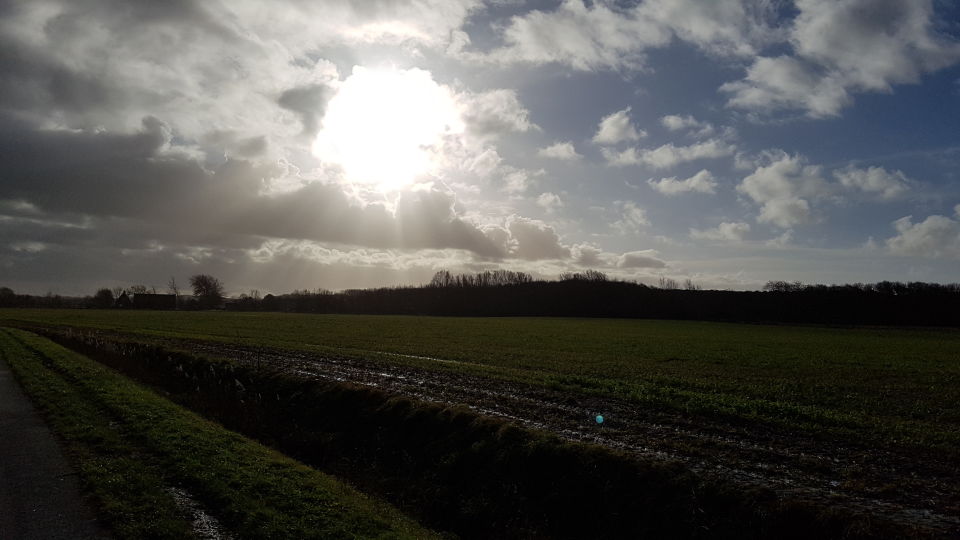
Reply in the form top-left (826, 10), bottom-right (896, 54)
top-left (0, 355), bottom-right (110, 539)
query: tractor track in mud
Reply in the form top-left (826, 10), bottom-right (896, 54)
top-left (29, 326), bottom-right (960, 536)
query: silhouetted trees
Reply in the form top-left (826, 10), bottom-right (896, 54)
top-left (220, 271), bottom-right (960, 326)
top-left (0, 287), bottom-right (14, 306)
top-left (429, 270), bottom-right (534, 288)
top-left (190, 274), bottom-right (225, 309)
top-left (559, 270), bottom-right (608, 282)
top-left (763, 280), bottom-right (806, 292)
top-left (3, 271), bottom-right (959, 326)
top-left (92, 288), bottom-right (114, 309)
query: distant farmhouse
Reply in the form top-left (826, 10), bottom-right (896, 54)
top-left (115, 291), bottom-right (132, 308)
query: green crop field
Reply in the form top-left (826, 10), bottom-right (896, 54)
top-left (3, 308), bottom-right (959, 455)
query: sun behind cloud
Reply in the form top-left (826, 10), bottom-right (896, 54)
top-left (312, 66), bottom-right (463, 192)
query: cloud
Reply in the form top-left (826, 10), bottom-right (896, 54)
top-left (593, 107), bottom-right (645, 145)
top-left (647, 169), bottom-right (717, 195)
top-left (723, 0), bottom-right (960, 117)
top-left (459, 88), bottom-right (538, 137)
top-left (537, 141), bottom-right (582, 160)
top-left (886, 213), bottom-right (960, 259)
top-left (636, 0), bottom-right (783, 58)
top-left (690, 221), bottom-right (751, 242)
top-left (612, 201), bottom-right (649, 234)
top-left (277, 84), bottom-right (333, 136)
top-left (500, 167), bottom-right (545, 195)
top-left (231, 0), bottom-right (482, 49)
top-left (536, 192), bottom-right (564, 214)
top-left (474, 0), bottom-right (780, 71)
top-left (505, 216), bottom-right (571, 260)
top-left (834, 165), bottom-right (911, 200)
top-left (480, 0), bottom-right (671, 71)
top-left (737, 152), bottom-right (831, 228)
top-left (660, 114), bottom-right (715, 138)
top-left (0, 118), bottom-right (511, 258)
top-left (571, 244), bottom-right (606, 267)
top-left (617, 250), bottom-right (667, 269)
top-left (765, 229), bottom-right (794, 247)
top-left (605, 139), bottom-right (735, 169)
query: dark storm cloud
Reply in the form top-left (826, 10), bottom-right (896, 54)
top-left (0, 115), bottom-right (505, 257)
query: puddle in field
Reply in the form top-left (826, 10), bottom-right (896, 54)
top-left (167, 487), bottom-right (233, 540)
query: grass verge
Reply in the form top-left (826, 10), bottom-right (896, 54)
top-left (0, 327), bottom-right (439, 540)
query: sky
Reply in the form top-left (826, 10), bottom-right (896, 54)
top-left (1, 0), bottom-right (959, 296)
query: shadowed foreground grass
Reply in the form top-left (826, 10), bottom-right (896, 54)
top-left (0, 327), bottom-right (439, 540)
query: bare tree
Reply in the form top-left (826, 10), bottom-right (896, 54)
top-left (683, 279), bottom-right (702, 291)
top-left (658, 276), bottom-right (678, 290)
top-left (167, 277), bottom-right (180, 297)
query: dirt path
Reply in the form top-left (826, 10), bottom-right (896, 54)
top-left (0, 355), bottom-right (111, 539)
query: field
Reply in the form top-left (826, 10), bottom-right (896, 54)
top-left (0, 326), bottom-right (437, 539)
top-left (4, 309), bottom-right (959, 448)
top-left (2, 309), bottom-right (959, 536)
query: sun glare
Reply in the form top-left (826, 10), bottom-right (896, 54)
top-left (312, 66), bottom-right (463, 191)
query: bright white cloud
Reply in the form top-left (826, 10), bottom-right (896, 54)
top-left (476, 0), bottom-right (780, 71)
top-left (721, 56), bottom-right (852, 118)
top-left (536, 192), bottom-right (564, 213)
top-left (605, 139), bottom-right (735, 169)
top-left (593, 107), bottom-right (645, 145)
top-left (834, 165), bottom-right (911, 200)
top-left (886, 213), bottom-right (960, 259)
top-left (723, 0), bottom-right (960, 117)
top-left (636, 0), bottom-right (782, 58)
top-left (647, 169), bottom-right (717, 195)
top-left (737, 152), bottom-right (831, 228)
top-left (660, 114), bottom-right (715, 137)
top-left (537, 141), bottom-right (582, 160)
top-left (482, 0), bottom-right (671, 71)
top-left (233, 0), bottom-right (482, 49)
top-left (459, 88), bottom-right (538, 137)
top-left (690, 221), bottom-right (751, 242)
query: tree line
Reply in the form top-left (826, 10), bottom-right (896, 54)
top-left (2, 271), bottom-right (958, 326)
top-left (0, 274), bottom-right (225, 310)
top-left (232, 271), bottom-right (960, 327)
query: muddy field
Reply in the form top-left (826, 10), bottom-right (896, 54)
top-left (104, 331), bottom-right (959, 536)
